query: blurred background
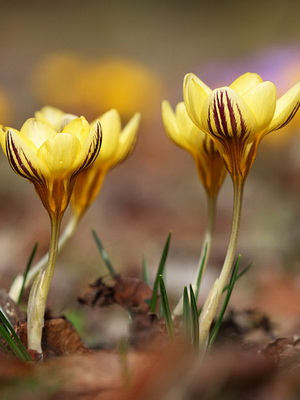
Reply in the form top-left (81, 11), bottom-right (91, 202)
top-left (0, 0), bottom-right (299, 342)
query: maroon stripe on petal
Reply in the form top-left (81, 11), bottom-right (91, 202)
top-left (83, 121), bottom-right (102, 169)
top-left (73, 121), bottom-right (102, 177)
top-left (225, 91), bottom-right (237, 134)
top-left (88, 121), bottom-right (102, 166)
top-left (236, 103), bottom-right (248, 139)
top-left (217, 91), bottom-right (230, 137)
top-left (7, 133), bottom-right (32, 180)
top-left (6, 132), bottom-right (45, 185)
top-left (275, 102), bottom-right (300, 131)
top-left (213, 92), bottom-right (225, 136)
top-left (23, 151), bottom-right (46, 185)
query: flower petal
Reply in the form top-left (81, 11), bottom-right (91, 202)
top-left (0, 126), bottom-right (8, 154)
top-left (62, 116), bottom-right (90, 144)
top-left (175, 102), bottom-right (204, 152)
top-left (36, 106), bottom-right (78, 131)
top-left (6, 129), bottom-right (48, 182)
top-left (20, 118), bottom-right (58, 148)
top-left (75, 120), bottom-right (102, 172)
top-left (241, 81), bottom-right (276, 133)
top-left (266, 81), bottom-right (300, 133)
top-left (183, 73), bottom-right (211, 128)
top-left (229, 72), bottom-right (263, 96)
top-left (111, 112), bottom-right (140, 167)
top-left (162, 101), bottom-right (188, 151)
top-left (201, 87), bottom-right (258, 142)
top-left (35, 106), bottom-right (65, 126)
top-left (37, 133), bottom-right (81, 177)
top-left (93, 109), bottom-right (121, 163)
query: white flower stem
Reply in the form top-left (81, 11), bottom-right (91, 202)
top-left (9, 214), bottom-right (79, 303)
top-left (199, 178), bottom-right (244, 349)
top-left (27, 214), bottom-right (62, 354)
top-left (172, 195), bottom-right (217, 317)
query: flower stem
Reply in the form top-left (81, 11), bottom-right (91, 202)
top-left (27, 214), bottom-right (62, 354)
top-left (199, 178), bottom-right (244, 349)
top-left (8, 214), bottom-right (79, 303)
top-left (172, 195), bottom-right (217, 317)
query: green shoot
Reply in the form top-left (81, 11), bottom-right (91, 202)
top-left (222, 262), bottom-right (252, 293)
top-left (159, 274), bottom-right (174, 340)
top-left (194, 242), bottom-right (208, 301)
top-left (150, 232), bottom-right (171, 313)
top-left (208, 256), bottom-right (241, 347)
top-left (0, 307), bottom-right (31, 362)
top-left (189, 285), bottom-right (199, 350)
top-left (182, 286), bottom-right (191, 340)
top-left (142, 255), bottom-right (150, 286)
top-left (18, 242), bottom-right (39, 304)
top-left (92, 229), bottom-right (116, 277)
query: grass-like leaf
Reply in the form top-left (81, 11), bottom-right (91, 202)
top-left (183, 286), bottom-right (191, 340)
top-left (92, 229), bottom-right (116, 277)
top-left (18, 242), bottom-right (39, 304)
top-left (194, 243), bottom-right (208, 301)
top-left (150, 232), bottom-right (171, 313)
top-left (189, 285), bottom-right (199, 350)
top-left (208, 256), bottom-right (241, 347)
top-left (222, 262), bottom-right (252, 293)
top-left (142, 256), bottom-right (150, 286)
top-left (0, 307), bottom-right (31, 362)
top-left (159, 274), bottom-right (174, 340)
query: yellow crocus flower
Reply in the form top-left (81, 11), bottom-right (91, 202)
top-left (0, 116), bottom-right (101, 355)
top-left (35, 106), bottom-right (141, 219)
top-left (1, 117), bottom-right (101, 217)
top-left (184, 72), bottom-right (300, 349)
top-left (8, 106), bottom-right (140, 314)
top-left (184, 72), bottom-right (300, 181)
top-left (162, 100), bottom-right (226, 198)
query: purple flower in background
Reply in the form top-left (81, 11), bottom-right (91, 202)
top-left (197, 45), bottom-right (300, 94)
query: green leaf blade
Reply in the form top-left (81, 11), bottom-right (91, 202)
top-left (159, 275), bottom-right (174, 340)
top-left (150, 232), bottom-right (172, 313)
top-left (92, 230), bottom-right (116, 277)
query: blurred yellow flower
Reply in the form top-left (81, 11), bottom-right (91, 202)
top-left (71, 109), bottom-right (141, 218)
top-left (33, 53), bottom-right (86, 112)
top-left (162, 100), bottom-right (226, 198)
top-left (184, 72), bottom-right (300, 181)
top-left (0, 116), bottom-right (101, 216)
top-left (0, 90), bottom-right (13, 125)
top-left (34, 53), bottom-right (163, 121)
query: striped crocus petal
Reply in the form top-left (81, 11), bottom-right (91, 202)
top-left (202, 87), bottom-right (257, 143)
top-left (266, 81), bottom-right (300, 134)
top-left (91, 109), bottom-right (121, 163)
top-left (75, 120), bottom-right (102, 173)
top-left (6, 130), bottom-right (47, 185)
